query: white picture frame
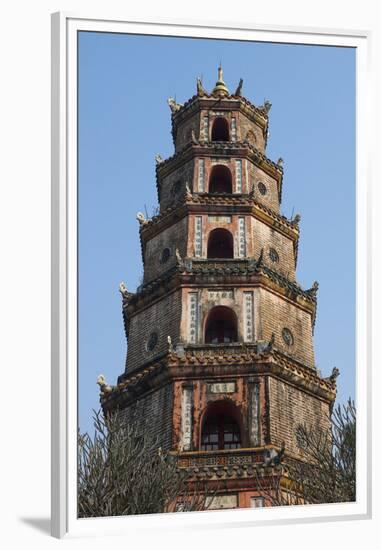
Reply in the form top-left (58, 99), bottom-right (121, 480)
top-left (51, 12), bottom-right (372, 539)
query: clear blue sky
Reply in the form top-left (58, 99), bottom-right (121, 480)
top-left (78, 32), bottom-right (356, 435)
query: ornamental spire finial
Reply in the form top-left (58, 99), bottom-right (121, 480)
top-left (212, 63), bottom-right (229, 97)
top-left (218, 62), bottom-right (223, 82)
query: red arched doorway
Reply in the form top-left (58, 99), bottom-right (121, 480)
top-left (208, 165), bottom-right (232, 194)
top-left (204, 306), bottom-right (238, 344)
top-left (207, 228), bottom-right (234, 259)
top-left (200, 400), bottom-right (243, 450)
top-left (211, 117), bottom-right (230, 141)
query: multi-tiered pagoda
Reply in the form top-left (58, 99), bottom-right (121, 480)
top-left (99, 67), bottom-right (337, 510)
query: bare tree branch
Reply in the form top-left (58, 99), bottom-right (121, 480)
top-left (290, 398), bottom-right (356, 505)
top-left (78, 410), bottom-right (211, 517)
top-left (253, 399), bottom-right (356, 507)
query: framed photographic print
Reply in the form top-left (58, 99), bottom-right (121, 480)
top-left (51, 12), bottom-right (371, 539)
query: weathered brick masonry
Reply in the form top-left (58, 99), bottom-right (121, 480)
top-left (118, 383), bottom-right (174, 451)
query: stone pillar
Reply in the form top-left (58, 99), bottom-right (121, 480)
top-left (248, 380), bottom-right (261, 447)
top-left (238, 216), bottom-right (246, 257)
top-left (243, 291), bottom-right (254, 342)
top-left (187, 292), bottom-right (199, 344)
top-left (235, 159), bottom-right (242, 192)
top-left (180, 384), bottom-right (193, 451)
top-left (198, 159), bottom-right (205, 192)
top-left (194, 216), bottom-right (203, 257)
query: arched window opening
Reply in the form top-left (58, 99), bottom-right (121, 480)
top-left (205, 306), bottom-right (238, 344)
top-left (207, 228), bottom-right (233, 259)
top-left (201, 401), bottom-right (242, 451)
top-left (208, 165), bottom-right (232, 194)
top-left (211, 117), bottom-right (230, 141)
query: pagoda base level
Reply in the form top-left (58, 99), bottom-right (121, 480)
top-left (174, 447), bottom-right (304, 510)
top-left (174, 473), bottom-right (302, 511)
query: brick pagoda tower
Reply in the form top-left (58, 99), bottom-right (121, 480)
top-left (99, 67), bottom-right (337, 510)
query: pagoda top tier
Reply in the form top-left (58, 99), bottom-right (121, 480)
top-left (167, 66), bottom-right (272, 154)
top-left (168, 65), bottom-right (272, 114)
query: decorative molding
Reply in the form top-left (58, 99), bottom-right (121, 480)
top-left (235, 159), bottom-right (243, 193)
top-left (101, 343), bottom-right (337, 410)
top-left (194, 216), bottom-right (203, 257)
top-left (208, 215), bottom-right (232, 223)
top-left (180, 385), bottom-right (193, 451)
top-left (238, 216), bottom-right (246, 257)
top-left (208, 381), bottom-right (236, 394)
top-left (187, 292), bottom-right (199, 344)
top-left (138, 194), bottom-right (298, 246)
top-left (231, 117), bottom-right (237, 142)
top-left (208, 289), bottom-right (234, 300)
top-left (249, 382), bottom-right (261, 446)
top-left (197, 158), bottom-right (205, 192)
top-left (121, 259), bottom-right (317, 329)
top-left (243, 291), bottom-right (254, 342)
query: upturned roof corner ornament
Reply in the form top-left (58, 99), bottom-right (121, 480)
top-left (212, 64), bottom-right (229, 98)
top-left (258, 99), bottom-right (272, 113)
top-left (291, 213), bottom-right (301, 226)
top-left (167, 97), bottom-right (182, 114)
top-left (263, 441), bottom-right (285, 467)
top-left (155, 154), bottom-right (164, 165)
top-left (167, 335), bottom-right (173, 352)
top-left (119, 281), bottom-right (134, 300)
top-left (256, 248), bottom-right (264, 269)
top-left (196, 77), bottom-right (207, 97)
top-left (175, 248), bottom-right (183, 267)
top-left (326, 367), bottom-right (340, 384)
top-left (191, 129), bottom-right (199, 144)
top-left (266, 332), bottom-right (276, 353)
top-left (136, 212), bottom-right (147, 226)
top-left (234, 78), bottom-right (243, 96)
top-left (97, 374), bottom-right (114, 395)
top-left (263, 99), bottom-right (272, 113)
top-left (119, 281), bottom-right (129, 297)
top-left (307, 281), bottom-right (319, 297)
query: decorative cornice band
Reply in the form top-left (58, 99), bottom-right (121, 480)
top-left (100, 345), bottom-right (336, 409)
top-left (139, 196), bottom-right (298, 244)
